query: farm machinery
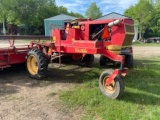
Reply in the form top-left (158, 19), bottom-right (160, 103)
top-left (0, 18), bottom-right (135, 99)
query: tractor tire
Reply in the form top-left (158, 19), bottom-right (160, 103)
top-left (99, 70), bottom-right (125, 99)
top-left (26, 49), bottom-right (48, 79)
top-left (99, 55), bottom-right (106, 66)
top-left (79, 54), bottom-right (94, 67)
top-left (125, 55), bottom-right (133, 68)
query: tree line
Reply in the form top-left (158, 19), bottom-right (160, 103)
top-left (124, 0), bottom-right (160, 40)
top-left (0, 0), bottom-right (83, 35)
top-left (0, 0), bottom-right (103, 35)
top-left (3, 0), bottom-right (158, 39)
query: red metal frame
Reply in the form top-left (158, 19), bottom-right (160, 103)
top-left (28, 18), bottom-right (134, 84)
top-left (27, 18), bottom-right (134, 85)
top-left (106, 68), bottom-right (128, 85)
top-left (0, 35), bottom-right (49, 69)
top-left (0, 46), bottom-right (28, 68)
top-left (0, 18), bottom-right (134, 86)
top-left (47, 18), bottom-right (133, 84)
top-left (43, 18), bottom-right (134, 63)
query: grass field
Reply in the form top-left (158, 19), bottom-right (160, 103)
top-left (133, 41), bottom-right (160, 46)
top-left (59, 57), bottom-right (160, 120)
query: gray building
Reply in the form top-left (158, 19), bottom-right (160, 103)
top-left (96, 12), bottom-right (129, 20)
top-left (96, 12), bottom-right (138, 41)
top-left (44, 14), bottom-right (77, 36)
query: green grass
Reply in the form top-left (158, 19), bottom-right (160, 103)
top-left (59, 57), bottom-right (160, 120)
top-left (133, 41), bottom-right (160, 46)
top-left (47, 91), bottom-right (57, 96)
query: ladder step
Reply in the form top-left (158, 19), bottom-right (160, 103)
top-left (51, 54), bottom-right (62, 60)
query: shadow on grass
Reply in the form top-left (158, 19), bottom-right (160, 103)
top-left (126, 59), bottom-right (160, 95)
top-left (0, 60), bottom-right (102, 97)
top-left (121, 58), bottom-right (160, 105)
top-left (46, 64), bottom-right (101, 83)
top-left (54, 58), bottom-right (160, 106)
top-left (1, 56), bottom-right (159, 107)
top-left (120, 91), bottom-right (160, 106)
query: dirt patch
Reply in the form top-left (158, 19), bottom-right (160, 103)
top-left (0, 46), bottom-right (160, 120)
top-left (133, 46), bottom-right (160, 57)
top-left (0, 65), bottom-right (81, 120)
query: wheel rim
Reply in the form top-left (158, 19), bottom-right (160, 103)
top-left (27, 55), bottom-right (38, 75)
top-left (102, 76), bottom-right (116, 94)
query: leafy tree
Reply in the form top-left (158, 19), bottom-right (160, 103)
top-left (68, 11), bottom-right (84, 18)
top-left (0, 0), bottom-right (58, 34)
top-left (57, 6), bottom-right (68, 14)
top-left (124, 0), bottom-right (154, 40)
top-left (0, 0), bottom-right (84, 35)
top-left (0, 0), bottom-right (11, 22)
top-left (149, 2), bottom-right (160, 36)
top-left (85, 2), bottom-right (102, 20)
top-left (57, 6), bottom-right (84, 18)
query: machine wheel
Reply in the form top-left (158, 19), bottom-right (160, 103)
top-left (99, 55), bottom-right (106, 66)
top-left (125, 55), bottom-right (133, 68)
top-left (99, 70), bottom-right (124, 99)
top-left (85, 54), bottom-right (94, 67)
top-left (79, 54), bottom-right (94, 67)
top-left (26, 49), bottom-right (48, 79)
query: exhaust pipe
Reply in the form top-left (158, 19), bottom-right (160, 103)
top-left (108, 19), bottom-right (123, 27)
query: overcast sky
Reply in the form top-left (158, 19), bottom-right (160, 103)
top-left (56, 0), bottom-right (138, 16)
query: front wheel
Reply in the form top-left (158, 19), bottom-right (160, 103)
top-left (99, 70), bottom-right (124, 99)
top-left (26, 49), bottom-right (48, 79)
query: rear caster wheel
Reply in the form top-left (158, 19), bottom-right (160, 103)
top-left (99, 70), bottom-right (124, 99)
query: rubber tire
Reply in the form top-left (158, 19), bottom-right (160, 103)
top-left (99, 55), bottom-right (106, 66)
top-left (79, 54), bottom-right (94, 67)
top-left (125, 55), bottom-right (133, 68)
top-left (99, 70), bottom-right (125, 99)
top-left (26, 49), bottom-right (48, 79)
top-left (85, 54), bottom-right (94, 67)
